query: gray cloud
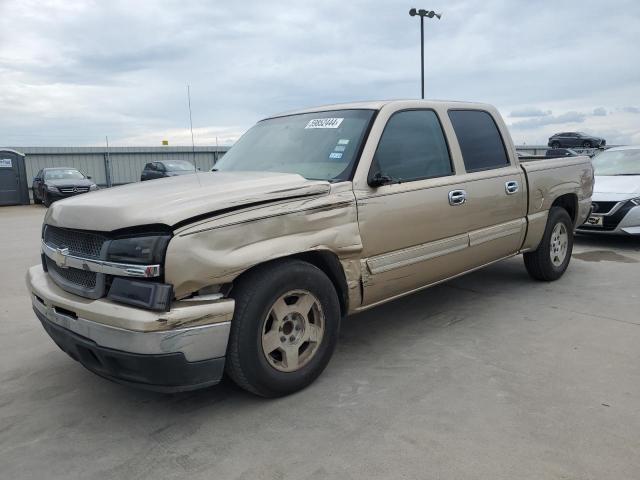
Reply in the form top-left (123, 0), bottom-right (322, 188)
top-left (622, 106), bottom-right (640, 114)
top-left (593, 107), bottom-right (607, 116)
top-left (510, 108), bottom-right (552, 118)
top-left (511, 112), bottom-right (586, 129)
top-left (1, 0), bottom-right (639, 146)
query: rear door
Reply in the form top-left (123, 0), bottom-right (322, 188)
top-left (446, 109), bottom-right (527, 265)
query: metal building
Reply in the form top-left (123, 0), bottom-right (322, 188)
top-left (10, 146), bottom-right (229, 189)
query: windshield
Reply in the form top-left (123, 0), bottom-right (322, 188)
top-left (164, 160), bottom-right (195, 171)
top-left (215, 109), bottom-right (375, 181)
top-left (44, 169), bottom-right (84, 180)
top-left (592, 149), bottom-right (640, 175)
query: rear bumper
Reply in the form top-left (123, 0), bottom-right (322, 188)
top-left (26, 265), bottom-right (235, 392)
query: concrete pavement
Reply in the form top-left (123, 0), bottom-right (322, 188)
top-left (1, 205), bottom-right (639, 479)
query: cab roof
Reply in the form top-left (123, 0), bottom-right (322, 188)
top-left (266, 99), bottom-right (493, 120)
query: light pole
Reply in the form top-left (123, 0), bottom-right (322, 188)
top-left (409, 8), bottom-right (442, 99)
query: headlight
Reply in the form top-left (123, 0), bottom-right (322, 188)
top-left (106, 235), bottom-right (171, 265)
top-left (89, 184), bottom-right (98, 191)
top-left (630, 197), bottom-right (640, 206)
top-left (46, 185), bottom-right (59, 192)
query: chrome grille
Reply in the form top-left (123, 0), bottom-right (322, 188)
top-left (44, 226), bottom-right (107, 259)
top-left (59, 186), bottom-right (90, 194)
top-left (45, 256), bottom-right (97, 290)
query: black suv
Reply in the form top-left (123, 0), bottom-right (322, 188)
top-left (548, 132), bottom-right (605, 148)
top-left (140, 160), bottom-right (196, 181)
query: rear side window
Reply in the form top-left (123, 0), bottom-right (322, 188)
top-left (448, 110), bottom-right (509, 172)
top-left (372, 110), bottom-right (452, 182)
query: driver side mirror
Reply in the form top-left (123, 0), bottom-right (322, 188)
top-left (86, 175), bottom-right (92, 179)
top-left (33, 177), bottom-right (41, 182)
top-left (368, 172), bottom-right (393, 188)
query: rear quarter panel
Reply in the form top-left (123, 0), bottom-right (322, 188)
top-left (520, 156), bottom-right (594, 250)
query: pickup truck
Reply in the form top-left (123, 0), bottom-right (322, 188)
top-left (26, 100), bottom-right (594, 397)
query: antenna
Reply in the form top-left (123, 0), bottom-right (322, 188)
top-left (187, 84), bottom-right (196, 164)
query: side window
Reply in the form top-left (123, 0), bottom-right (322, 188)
top-left (144, 163), bottom-right (154, 171)
top-left (448, 110), bottom-right (509, 172)
top-left (372, 110), bottom-right (452, 182)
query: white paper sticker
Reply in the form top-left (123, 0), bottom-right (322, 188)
top-left (334, 145), bottom-right (346, 152)
top-left (337, 139), bottom-right (350, 145)
top-left (305, 118), bottom-right (344, 129)
top-left (0, 158), bottom-right (12, 168)
top-left (329, 152), bottom-right (343, 159)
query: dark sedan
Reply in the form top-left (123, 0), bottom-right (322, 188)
top-left (33, 168), bottom-right (98, 207)
top-left (140, 160), bottom-right (196, 181)
top-left (548, 132), bottom-right (606, 148)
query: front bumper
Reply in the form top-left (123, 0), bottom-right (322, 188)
top-left (577, 202), bottom-right (640, 236)
top-left (26, 265), bottom-right (235, 392)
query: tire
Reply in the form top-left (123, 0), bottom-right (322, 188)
top-left (225, 259), bottom-right (341, 397)
top-left (582, 141), bottom-right (592, 148)
top-left (33, 192), bottom-right (42, 204)
top-left (523, 207), bottom-right (574, 281)
top-left (550, 141), bottom-right (561, 148)
top-left (43, 191), bottom-right (51, 207)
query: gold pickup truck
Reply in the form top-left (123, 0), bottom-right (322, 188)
top-left (26, 100), bottom-right (594, 396)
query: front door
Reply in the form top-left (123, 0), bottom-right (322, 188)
top-left (355, 109), bottom-right (475, 305)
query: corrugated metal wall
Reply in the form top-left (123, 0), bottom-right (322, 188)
top-left (10, 146), bottom-right (229, 187)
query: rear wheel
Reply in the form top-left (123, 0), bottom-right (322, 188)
top-left (582, 141), bottom-right (592, 148)
top-left (550, 141), bottom-right (561, 148)
top-left (524, 207), bottom-right (574, 281)
top-left (225, 259), bottom-right (341, 397)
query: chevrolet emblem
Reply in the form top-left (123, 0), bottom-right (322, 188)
top-left (54, 247), bottom-right (70, 268)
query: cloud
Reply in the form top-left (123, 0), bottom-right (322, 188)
top-left (511, 111), bottom-right (586, 129)
top-left (593, 107), bottom-right (607, 116)
top-left (0, 0), bottom-right (639, 146)
top-left (510, 108), bottom-right (552, 118)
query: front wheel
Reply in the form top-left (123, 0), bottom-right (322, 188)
top-left (43, 191), bottom-right (51, 207)
top-left (582, 141), bottom-right (592, 148)
top-left (550, 141), bottom-right (561, 148)
top-left (225, 259), bottom-right (341, 397)
top-left (524, 207), bottom-right (574, 281)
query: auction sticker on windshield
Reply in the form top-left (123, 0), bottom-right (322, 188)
top-left (305, 118), bottom-right (344, 129)
top-left (0, 158), bottom-right (12, 168)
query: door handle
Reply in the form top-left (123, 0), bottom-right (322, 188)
top-left (448, 189), bottom-right (467, 206)
top-left (505, 180), bottom-right (519, 195)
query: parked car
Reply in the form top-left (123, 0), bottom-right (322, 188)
top-left (140, 160), bottom-right (196, 181)
top-left (27, 100), bottom-right (593, 397)
top-left (577, 145), bottom-right (640, 235)
top-left (546, 148), bottom-right (579, 158)
top-left (548, 132), bottom-right (605, 148)
top-left (32, 167), bottom-right (98, 207)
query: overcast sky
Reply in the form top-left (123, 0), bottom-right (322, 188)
top-left (1, 0), bottom-right (639, 147)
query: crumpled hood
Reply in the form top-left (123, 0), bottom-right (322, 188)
top-left (592, 175), bottom-right (640, 202)
top-left (45, 171), bottom-right (331, 231)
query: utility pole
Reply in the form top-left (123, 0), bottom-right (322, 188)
top-left (409, 8), bottom-right (442, 99)
top-left (187, 84), bottom-right (196, 164)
